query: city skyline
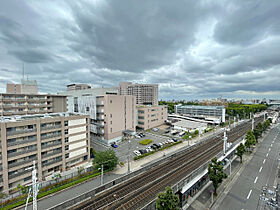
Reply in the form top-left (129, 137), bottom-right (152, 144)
top-left (0, 1), bottom-right (280, 100)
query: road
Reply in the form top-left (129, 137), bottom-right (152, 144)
top-left (217, 124), bottom-right (280, 210)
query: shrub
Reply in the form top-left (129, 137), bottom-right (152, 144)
top-left (139, 139), bottom-right (153, 145)
top-left (134, 151), bottom-right (156, 160)
top-left (120, 161), bottom-right (124, 166)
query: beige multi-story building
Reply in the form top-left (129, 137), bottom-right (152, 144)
top-left (119, 82), bottom-right (158, 105)
top-left (0, 113), bottom-right (90, 192)
top-left (95, 95), bottom-right (136, 144)
top-left (67, 84), bottom-right (91, 91)
top-left (6, 79), bottom-right (38, 94)
top-left (137, 105), bottom-right (167, 130)
top-left (0, 93), bottom-right (66, 116)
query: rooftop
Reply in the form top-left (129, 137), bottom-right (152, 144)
top-left (176, 105), bottom-right (225, 109)
top-left (0, 112), bottom-right (86, 123)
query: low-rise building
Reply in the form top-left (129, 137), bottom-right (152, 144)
top-left (0, 93), bottom-right (66, 116)
top-left (175, 105), bottom-right (226, 123)
top-left (137, 105), bottom-right (167, 130)
top-left (0, 113), bottom-right (90, 192)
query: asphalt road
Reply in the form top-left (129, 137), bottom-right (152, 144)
top-left (217, 124), bottom-right (280, 210)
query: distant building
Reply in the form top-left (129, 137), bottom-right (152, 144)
top-left (119, 82), bottom-right (158, 105)
top-left (0, 113), bottom-right (90, 192)
top-left (137, 105), bottom-right (167, 130)
top-left (0, 93), bottom-right (66, 116)
top-left (175, 105), bottom-right (226, 123)
top-left (67, 84), bottom-right (91, 91)
top-left (6, 79), bottom-right (38, 94)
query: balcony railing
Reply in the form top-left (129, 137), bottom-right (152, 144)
top-left (41, 133), bottom-right (61, 140)
top-left (7, 138), bottom-right (37, 147)
top-left (42, 159), bottom-right (62, 167)
top-left (8, 157), bottom-right (37, 169)
top-left (41, 125), bottom-right (62, 131)
top-left (42, 150), bottom-right (62, 159)
top-left (8, 148), bottom-right (37, 158)
top-left (9, 169), bottom-right (32, 179)
top-left (41, 142), bottom-right (61, 149)
top-left (6, 128), bottom-right (37, 136)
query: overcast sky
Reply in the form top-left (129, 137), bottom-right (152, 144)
top-left (0, 0), bottom-right (279, 100)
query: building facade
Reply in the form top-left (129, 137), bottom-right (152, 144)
top-left (119, 82), bottom-right (158, 105)
top-left (137, 105), bottom-right (167, 130)
top-left (0, 94), bottom-right (66, 116)
top-left (94, 95), bottom-right (136, 144)
top-left (6, 79), bottom-right (38, 94)
top-left (175, 105), bottom-right (226, 123)
top-left (67, 84), bottom-right (91, 91)
top-left (0, 113), bottom-right (90, 192)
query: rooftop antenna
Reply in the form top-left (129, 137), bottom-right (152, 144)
top-left (22, 63), bottom-right (25, 80)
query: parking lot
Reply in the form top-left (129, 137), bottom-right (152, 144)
top-left (91, 131), bottom-right (174, 162)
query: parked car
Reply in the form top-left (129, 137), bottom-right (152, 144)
top-left (158, 142), bottom-right (163, 146)
top-left (151, 145), bottom-right (157, 150)
top-left (139, 133), bottom-right (145, 138)
top-left (139, 149), bottom-right (147, 154)
top-left (152, 128), bottom-right (159, 132)
top-left (172, 138), bottom-right (178, 142)
top-left (153, 143), bottom-right (161, 149)
top-left (133, 150), bottom-right (141, 156)
top-left (135, 135), bottom-right (141, 139)
top-left (111, 144), bottom-right (118, 148)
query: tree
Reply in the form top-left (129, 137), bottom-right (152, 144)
top-left (52, 173), bottom-right (61, 183)
top-left (156, 186), bottom-right (179, 210)
top-left (236, 143), bottom-right (246, 163)
top-left (77, 166), bottom-right (85, 176)
top-left (17, 184), bottom-right (28, 195)
top-left (208, 157), bottom-right (227, 196)
top-left (93, 150), bottom-right (118, 171)
top-left (245, 130), bottom-right (256, 151)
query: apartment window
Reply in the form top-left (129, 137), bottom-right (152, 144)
top-left (65, 137), bottom-right (69, 143)
top-left (64, 121), bottom-right (68, 126)
top-left (138, 116), bottom-right (144, 119)
top-left (65, 154), bottom-right (69, 158)
top-left (65, 129), bottom-right (68, 135)
top-left (110, 128), bottom-right (112, 133)
top-left (65, 145), bottom-right (69, 150)
top-left (110, 121), bottom-right (112, 125)
top-left (110, 114), bottom-right (112, 118)
top-left (86, 107), bottom-right (90, 111)
top-left (138, 121), bottom-right (144, 125)
top-left (74, 97), bottom-right (78, 112)
top-left (110, 100), bottom-right (112, 103)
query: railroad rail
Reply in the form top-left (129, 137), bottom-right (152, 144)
top-left (73, 117), bottom-right (263, 210)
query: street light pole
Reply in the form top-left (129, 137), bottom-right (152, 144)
top-left (223, 131), bottom-right (228, 155)
top-left (127, 140), bottom-right (131, 174)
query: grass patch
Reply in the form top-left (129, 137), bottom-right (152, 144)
top-left (182, 131), bottom-right (198, 140)
top-left (139, 139), bottom-right (153, 145)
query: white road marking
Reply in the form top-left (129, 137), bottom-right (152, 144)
top-left (247, 189), bottom-right (252, 199)
top-left (266, 153), bottom-right (269, 157)
top-left (263, 159), bottom-right (266, 164)
top-left (259, 166), bottom-right (263, 172)
top-left (269, 148), bottom-right (271, 151)
top-left (271, 144), bottom-right (273, 147)
top-left (254, 176), bottom-right (258, 184)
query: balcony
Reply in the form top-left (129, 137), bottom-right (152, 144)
top-left (96, 101), bottom-right (104, 106)
top-left (8, 148), bottom-right (37, 158)
top-left (8, 157), bottom-right (37, 169)
top-left (97, 109), bottom-right (104, 114)
top-left (6, 128), bottom-right (37, 136)
top-left (41, 142), bottom-right (61, 149)
top-left (41, 125), bottom-right (62, 131)
top-left (42, 150), bottom-right (62, 159)
top-left (7, 138), bottom-right (37, 147)
top-left (41, 133), bottom-right (61, 140)
top-left (42, 158), bottom-right (62, 167)
top-left (9, 169), bottom-right (32, 180)
top-left (97, 129), bottom-right (104, 135)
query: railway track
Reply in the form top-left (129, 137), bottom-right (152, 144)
top-left (73, 117), bottom-right (262, 210)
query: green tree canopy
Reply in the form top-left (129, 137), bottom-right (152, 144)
top-left (236, 143), bottom-right (246, 163)
top-left (93, 150), bottom-right (118, 171)
top-left (156, 186), bottom-right (179, 210)
top-left (208, 157), bottom-right (227, 196)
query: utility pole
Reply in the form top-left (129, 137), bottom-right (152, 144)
top-left (223, 131), bottom-right (228, 155)
top-left (101, 164), bottom-right (104, 185)
top-left (25, 161), bottom-right (39, 210)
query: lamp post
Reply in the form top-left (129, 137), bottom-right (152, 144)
top-left (225, 158), bottom-right (231, 175)
top-left (223, 131), bottom-right (228, 155)
top-left (127, 140), bottom-right (131, 174)
top-left (98, 164), bottom-right (104, 185)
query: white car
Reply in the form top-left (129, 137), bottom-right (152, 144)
top-left (133, 150), bottom-right (141, 156)
top-left (159, 143), bottom-right (163, 146)
top-left (135, 135), bottom-right (141, 139)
